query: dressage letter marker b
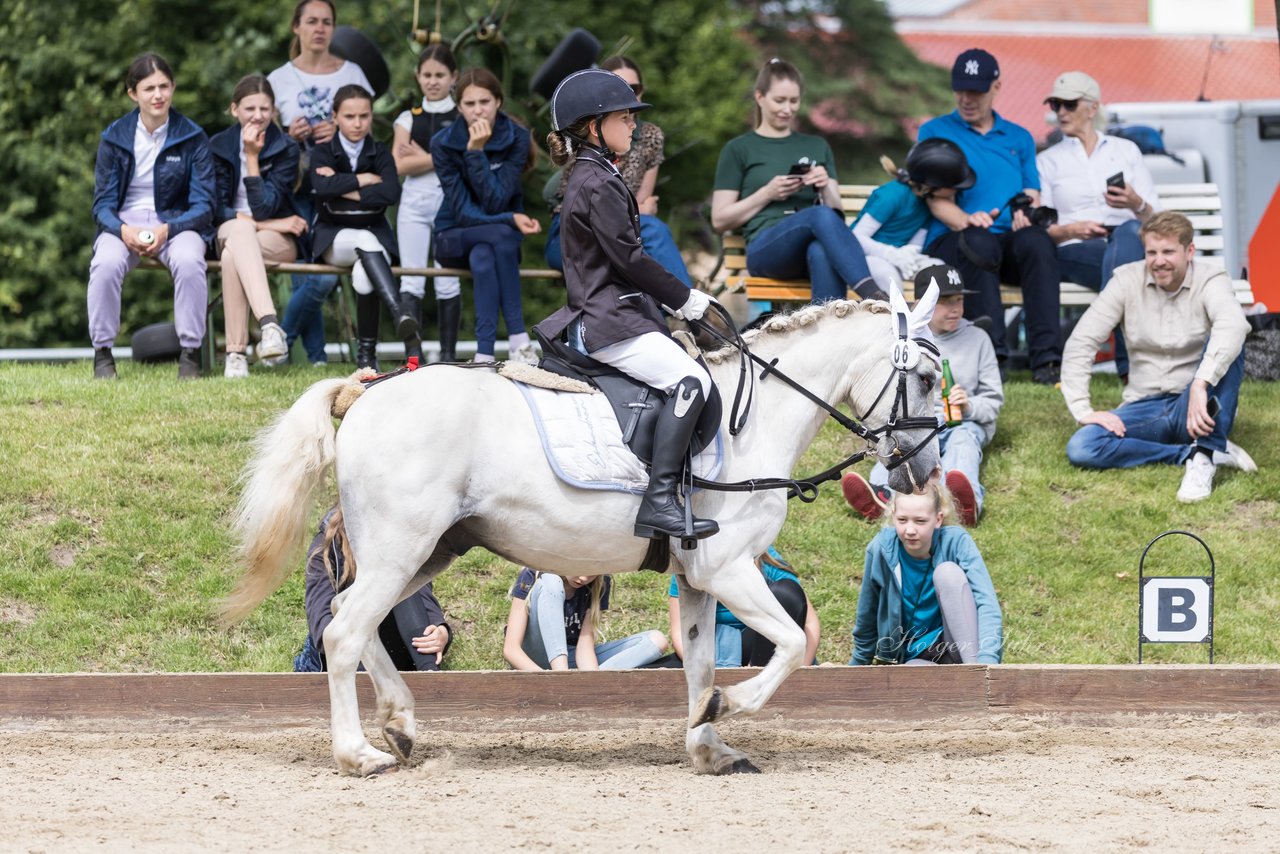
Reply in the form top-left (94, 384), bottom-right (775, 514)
top-left (1137, 531), bottom-right (1215, 663)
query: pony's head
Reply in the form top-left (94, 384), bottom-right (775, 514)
top-left (845, 281), bottom-right (943, 494)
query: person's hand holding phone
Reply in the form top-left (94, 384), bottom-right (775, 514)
top-left (801, 163), bottom-right (830, 191)
top-left (310, 119), bottom-right (336, 145)
top-left (1105, 174), bottom-right (1144, 212)
top-left (763, 173), bottom-right (803, 202)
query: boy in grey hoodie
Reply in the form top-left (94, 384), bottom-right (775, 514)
top-left (843, 263), bottom-right (1004, 525)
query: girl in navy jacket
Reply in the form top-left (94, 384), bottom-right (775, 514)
top-left (208, 73), bottom-right (307, 378)
top-left (430, 68), bottom-right (541, 363)
top-left (88, 53), bottom-right (214, 379)
top-left (309, 84), bottom-right (413, 370)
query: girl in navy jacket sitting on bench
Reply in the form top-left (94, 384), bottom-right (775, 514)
top-left (88, 53), bottom-right (214, 380)
top-left (431, 68), bottom-right (541, 364)
top-left (208, 73), bottom-right (307, 378)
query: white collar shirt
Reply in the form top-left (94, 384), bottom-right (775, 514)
top-left (339, 133), bottom-right (364, 172)
top-left (121, 118), bottom-right (170, 213)
top-left (1036, 133), bottom-right (1158, 238)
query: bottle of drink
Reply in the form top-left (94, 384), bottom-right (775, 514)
top-left (940, 358), bottom-right (961, 427)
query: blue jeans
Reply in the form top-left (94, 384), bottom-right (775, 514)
top-left (1057, 220), bottom-right (1142, 375)
top-left (520, 575), bottom-right (663, 669)
top-left (437, 223), bottom-right (525, 358)
top-left (746, 205), bottom-right (873, 302)
top-left (928, 225), bottom-right (1062, 369)
top-left (281, 273), bottom-right (338, 364)
top-left (872, 421), bottom-right (988, 514)
top-left (546, 213), bottom-right (692, 287)
top-left (1066, 351), bottom-right (1245, 469)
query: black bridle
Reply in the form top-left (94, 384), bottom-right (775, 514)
top-left (686, 303), bottom-right (942, 502)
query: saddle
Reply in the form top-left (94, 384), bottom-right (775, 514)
top-left (531, 327), bottom-right (721, 468)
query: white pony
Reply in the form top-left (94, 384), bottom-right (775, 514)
top-left (226, 287), bottom-right (942, 777)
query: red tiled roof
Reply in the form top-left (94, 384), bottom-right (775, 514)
top-left (927, 0), bottom-right (1275, 27)
top-left (901, 32), bottom-right (1280, 140)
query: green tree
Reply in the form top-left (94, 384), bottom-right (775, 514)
top-left (0, 0), bottom-right (946, 347)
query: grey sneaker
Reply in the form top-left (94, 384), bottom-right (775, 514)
top-left (257, 321), bottom-right (288, 360)
top-left (93, 347), bottom-right (117, 380)
top-left (1213, 440), bottom-right (1257, 473)
top-left (224, 352), bottom-right (249, 379)
top-left (1176, 453), bottom-right (1216, 503)
top-left (177, 348), bottom-right (201, 380)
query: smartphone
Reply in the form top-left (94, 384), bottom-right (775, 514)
top-left (788, 162), bottom-right (812, 176)
top-left (1106, 172), bottom-right (1126, 190)
top-left (1207, 397), bottom-right (1221, 419)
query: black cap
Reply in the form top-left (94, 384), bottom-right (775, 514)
top-left (550, 68), bottom-right (649, 132)
top-left (951, 48), bottom-right (1000, 93)
top-left (915, 263), bottom-right (977, 297)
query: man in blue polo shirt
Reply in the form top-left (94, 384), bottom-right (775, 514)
top-left (919, 48), bottom-right (1062, 385)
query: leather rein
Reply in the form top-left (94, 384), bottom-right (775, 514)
top-left (686, 303), bottom-right (942, 502)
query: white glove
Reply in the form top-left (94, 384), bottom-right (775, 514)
top-left (675, 289), bottom-right (713, 322)
top-left (908, 254), bottom-right (945, 277)
top-left (884, 245), bottom-right (923, 279)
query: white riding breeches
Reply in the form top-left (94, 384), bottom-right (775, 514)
top-left (397, 174), bottom-right (460, 300)
top-left (324, 229), bottom-right (388, 296)
top-left (590, 331), bottom-right (712, 397)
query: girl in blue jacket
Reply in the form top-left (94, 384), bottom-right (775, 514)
top-left (430, 68), bottom-right (541, 364)
top-left (88, 53), bottom-right (214, 380)
top-left (850, 481), bottom-right (1002, 665)
top-left (208, 73), bottom-right (307, 378)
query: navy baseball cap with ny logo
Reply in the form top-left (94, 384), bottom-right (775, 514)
top-left (951, 48), bottom-right (1000, 93)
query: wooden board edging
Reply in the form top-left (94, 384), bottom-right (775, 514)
top-left (3, 666), bottom-right (1278, 729)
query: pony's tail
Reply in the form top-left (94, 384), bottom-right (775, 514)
top-left (221, 376), bottom-right (363, 625)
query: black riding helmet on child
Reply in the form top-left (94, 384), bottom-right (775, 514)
top-left (550, 68), bottom-right (650, 161)
top-left (900, 138), bottom-right (976, 194)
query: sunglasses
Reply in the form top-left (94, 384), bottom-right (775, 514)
top-left (629, 83), bottom-right (644, 97)
top-left (1047, 98), bottom-right (1081, 112)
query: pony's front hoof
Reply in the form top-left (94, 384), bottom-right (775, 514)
top-left (726, 757), bottom-right (761, 774)
top-left (690, 686), bottom-right (724, 728)
top-left (363, 756), bottom-right (400, 777)
top-left (383, 725), bottom-right (414, 764)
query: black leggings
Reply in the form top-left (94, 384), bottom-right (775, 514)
top-left (740, 578), bottom-right (808, 666)
top-left (378, 594), bottom-right (441, 672)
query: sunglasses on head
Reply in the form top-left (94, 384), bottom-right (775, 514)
top-left (1048, 98), bottom-right (1081, 112)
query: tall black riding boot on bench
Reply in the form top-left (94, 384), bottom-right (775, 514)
top-left (355, 291), bottom-right (380, 371)
top-left (401, 292), bottom-right (423, 362)
top-left (634, 376), bottom-right (719, 541)
top-left (356, 248), bottom-right (418, 340)
top-left (436, 295), bottom-right (461, 363)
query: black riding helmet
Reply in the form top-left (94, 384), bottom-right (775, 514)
top-left (904, 138), bottom-right (976, 190)
top-left (550, 68), bottom-right (650, 160)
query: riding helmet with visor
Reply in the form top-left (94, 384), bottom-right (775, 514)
top-left (550, 67), bottom-right (650, 132)
top-left (904, 138), bottom-right (976, 190)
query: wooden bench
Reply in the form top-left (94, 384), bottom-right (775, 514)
top-left (717, 183), bottom-right (1254, 307)
top-left (136, 259), bottom-right (563, 368)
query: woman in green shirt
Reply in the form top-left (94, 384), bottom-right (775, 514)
top-left (710, 58), bottom-right (881, 304)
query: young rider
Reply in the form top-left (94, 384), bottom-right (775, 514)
top-left (537, 69), bottom-right (718, 543)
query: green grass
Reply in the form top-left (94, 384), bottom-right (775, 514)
top-left (2, 361), bottom-right (1277, 672)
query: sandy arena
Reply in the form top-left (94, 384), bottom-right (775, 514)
top-left (3, 714), bottom-right (1278, 852)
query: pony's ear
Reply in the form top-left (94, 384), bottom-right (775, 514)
top-left (908, 279), bottom-right (940, 340)
top-left (888, 277), bottom-right (910, 319)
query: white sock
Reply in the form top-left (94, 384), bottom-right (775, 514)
top-left (508, 332), bottom-right (530, 352)
top-left (473, 353), bottom-right (495, 363)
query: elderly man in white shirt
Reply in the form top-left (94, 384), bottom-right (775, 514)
top-left (1061, 212), bottom-right (1254, 503)
top-left (1039, 71), bottom-right (1158, 380)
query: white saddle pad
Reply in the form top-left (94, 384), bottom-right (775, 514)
top-left (515, 383), bottom-right (723, 495)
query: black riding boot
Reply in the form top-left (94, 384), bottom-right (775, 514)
top-left (401, 292), bottom-right (423, 362)
top-left (634, 376), bottom-right (719, 542)
top-left (436, 296), bottom-right (461, 363)
top-left (356, 248), bottom-right (417, 340)
top-left (356, 292), bottom-right (380, 371)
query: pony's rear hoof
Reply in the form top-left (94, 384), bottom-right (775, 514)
top-left (383, 725), bottom-right (414, 764)
top-left (727, 758), bottom-right (761, 775)
top-left (690, 686), bottom-right (724, 728)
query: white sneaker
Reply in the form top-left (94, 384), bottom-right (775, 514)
top-left (510, 344), bottom-right (539, 366)
top-left (1213, 440), bottom-right (1258, 473)
top-left (1176, 453), bottom-right (1217, 503)
top-left (257, 321), bottom-right (288, 360)
top-left (224, 352), bottom-right (249, 379)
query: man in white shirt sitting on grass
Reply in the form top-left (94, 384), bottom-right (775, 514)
top-left (1061, 211), bottom-right (1255, 502)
